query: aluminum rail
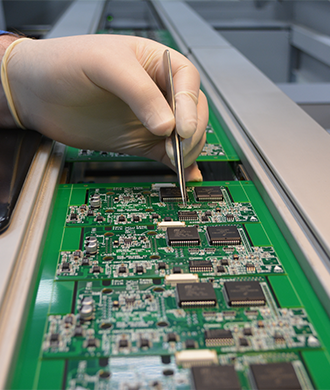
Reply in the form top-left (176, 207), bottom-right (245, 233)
top-left (45, 0), bottom-right (107, 38)
top-left (0, 141), bottom-right (65, 389)
top-left (155, 0), bottom-right (330, 314)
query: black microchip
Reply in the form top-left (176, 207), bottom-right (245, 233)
top-left (217, 265), bottom-right (226, 273)
top-left (164, 217), bottom-right (172, 221)
top-left (185, 339), bottom-right (196, 349)
top-left (226, 214), bottom-right (234, 222)
top-left (167, 226), bottom-right (200, 246)
top-left (178, 211), bottom-right (198, 221)
top-left (167, 333), bottom-right (177, 342)
top-left (135, 265), bottom-right (144, 274)
top-left (194, 186), bottom-right (223, 201)
top-left (189, 260), bottom-right (213, 272)
top-left (224, 281), bottom-right (266, 306)
top-left (201, 216), bottom-right (209, 222)
top-left (81, 258), bottom-right (90, 266)
top-left (70, 213), bottom-right (78, 221)
top-left (118, 266), bottom-right (127, 274)
top-left (207, 226), bottom-right (241, 246)
top-left (49, 333), bottom-right (59, 347)
top-left (191, 365), bottom-right (241, 390)
top-left (86, 338), bottom-right (98, 348)
top-left (140, 338), bottom-right (150, 349)
top-left (243, 327), bottom-right (253, 336)
top-left (74, 326), bottom-right (83, 337)
top-left (176, 283), bottom-right (216, 307)
top-left (159, 187), bottom-right (184, 202)
top-left (92, 265), bottom-right (101, 273)
top-left (158, 262), bottom-right (166, 270)
top-left (250, 362), bottom-right (302, 390)
top-left (152, 214), bottom-right (159, 219)
top-left (221, 259), bottom-right (229, 266)
top-left (61, 262), bottom-right (70, 271)
top-left (204, 329), bottom-right (234, 347)
top-left (239, 337), bottom-right (249, 346)
top-left (118, 339), bottom-right (128, 349)
top-left (132, 215), bottom-right (140, 222)
top-left (118, 215), bottom-right (126, 222)
top-left (172, 267), bottom-right (182, 274)
top-left (96, 215), bottom-right (104, 222)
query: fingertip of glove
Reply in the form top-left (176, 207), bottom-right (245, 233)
top-left (145, 110), bottom-right (174, 137)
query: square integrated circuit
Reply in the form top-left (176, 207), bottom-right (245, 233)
top-left (167, 226), bottom-right (200, 246)
top-left (160, 187), bottom-right (186, 202)
top-left (176, 282), bottom-right (217, 307)
top-left (191, 365), bottom-right (241, 390)
top-left (194, 186), bottom-right (223, 201)
top-left (250, 362), bottom-right (302, 390)
top-left (224, 281), bottom-right (266, 306)
top-left (207, 226), bottom-right (241, 246)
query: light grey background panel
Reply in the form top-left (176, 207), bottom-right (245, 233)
top-left (158, 0), bottom-right (231, 48)
top-left (220, 29), bottom-right (290, 83)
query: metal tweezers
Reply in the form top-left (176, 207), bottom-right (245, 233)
top-left (163, 49), bottom-right (187, 205)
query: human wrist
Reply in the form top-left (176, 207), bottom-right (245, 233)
top-left (0, 34), bottom-right (20, 128)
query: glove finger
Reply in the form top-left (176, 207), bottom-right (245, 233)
top-left (159, 143), bottom-right (203, 182)
top-left (170, 52), bottom-right (201, 139)
top-left (165, 91), bottom-right (208, 165)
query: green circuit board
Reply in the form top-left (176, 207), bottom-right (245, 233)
top-left (61, 352), bottom-right (314, 390)
top-left (57, 182), bottom-right (286, 281)
top-left (11, 181), bottom-right (330, 390)
top-left (43, 277), bottom-right (319, 359)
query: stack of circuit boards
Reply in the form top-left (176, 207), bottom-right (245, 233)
top-left (13, 180), bottom-right (330, 390)
top-left (11, 29), bottom-right (330, 390)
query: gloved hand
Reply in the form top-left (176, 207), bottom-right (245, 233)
top-left (2, 35), bottom-right (208, 181)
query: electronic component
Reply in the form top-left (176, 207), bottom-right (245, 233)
top-left (167, 226), bottom-right (200, 246)
top-left (178, 211), bottom-right (198, 221)
top-left (250, 362), bottom-right (302, 390)
top-left (167, 333), bottom-right (178, 342)
top-left (224, 281), bottom-right (266, 306)
top-left (159, 187), bottom-right (183, 202)
top-left (49, 333), bottom-right (60, 347)
top-left (152, 183), bottom-right (176, 190)
top-left (194, 186), bottom-right (223, 201)
top-left (245, 262), bottom-right (256, 272)
top-left (118, 339), bottom-right (129, 349)
top-left (189, 260), bottom-right (213, 272)
top-left (175, 349), bottom-right (218, 368)
top-left (172, 267), bottom-right (182, 274)
top-left (165, 273), bottom-right (199, 286)
top-left (157, 221), bottom-right (185, 229)
top-left (185, 339), bottom-right (197, 349)
top-left (204, 329), bottom-right (234, 347)
top-left (176, 283), bottom-right (216, 307)
top-left (191, 365), bottom-right (241, 390)
top-left (239, 337), bottom-right (249, 346)
top-left (207, 226), bottom-right (241, 246)
top-left (139, 338), bottom-right (150, 349)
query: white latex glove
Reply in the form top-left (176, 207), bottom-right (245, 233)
top-left (3, 35), bottom-right (208, 181)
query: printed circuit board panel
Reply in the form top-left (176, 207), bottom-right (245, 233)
top-left (11, 181), bottom-right (330, 390)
